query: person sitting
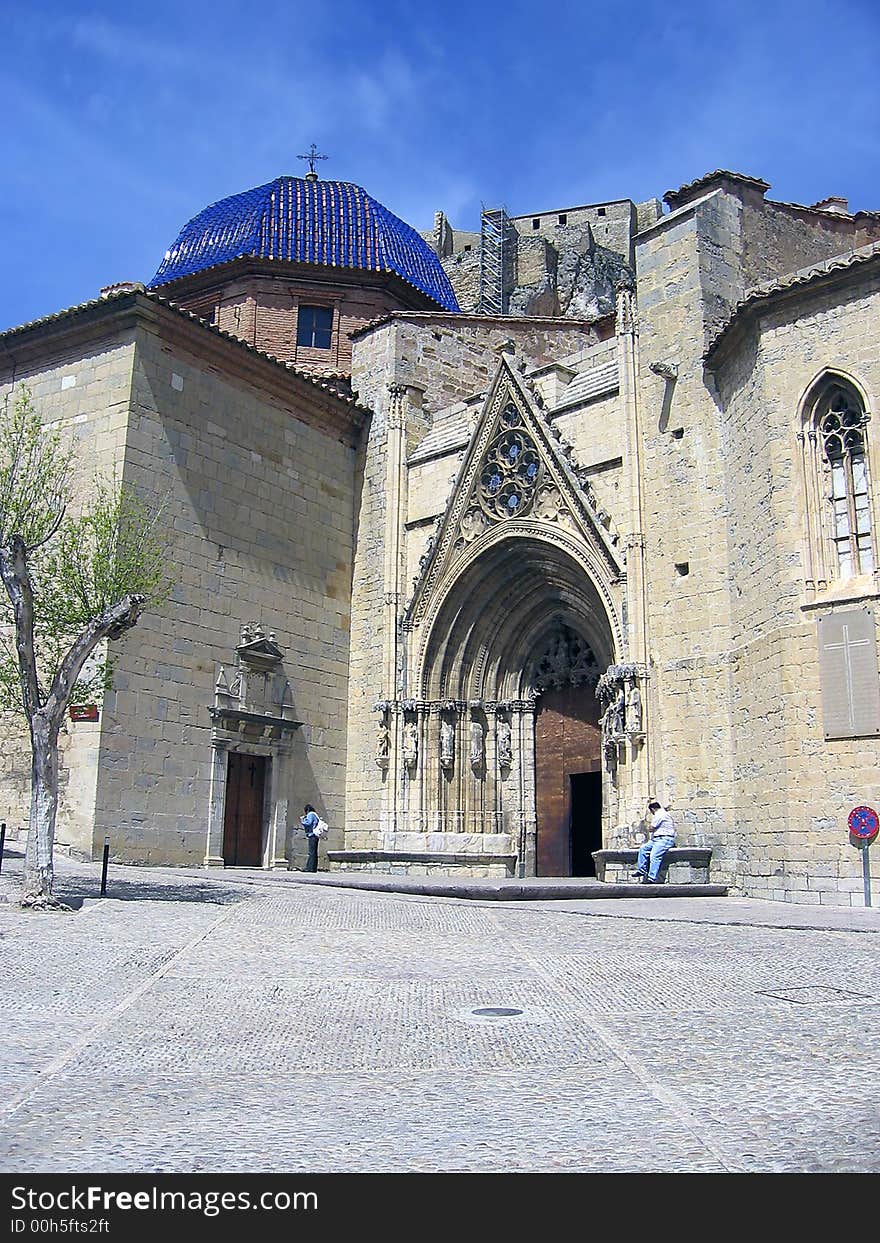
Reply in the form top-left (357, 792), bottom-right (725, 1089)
top-left (632, 799), bottom-right (675, 884)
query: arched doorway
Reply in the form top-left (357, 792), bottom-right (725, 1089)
top-left (416, 532), bottom-right (619, 876)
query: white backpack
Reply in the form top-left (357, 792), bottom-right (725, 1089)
top-left (313, 817), bottom-right (329, 839)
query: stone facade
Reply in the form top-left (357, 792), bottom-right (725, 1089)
top-left (2, 169), bottom-right (879, 905)
top-left (0, 292), bottom-right (362, 869)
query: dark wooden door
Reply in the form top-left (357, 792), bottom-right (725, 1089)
top-left (534, 686), bottom-right (601, 875)
top-left (222, 753), bottom-right (266, 866)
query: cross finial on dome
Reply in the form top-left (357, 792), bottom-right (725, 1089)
top-left (298, 143), bottom-right (328, 181)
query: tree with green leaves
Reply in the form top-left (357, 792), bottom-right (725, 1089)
top-left (0, 387), bottom-right (169, 909)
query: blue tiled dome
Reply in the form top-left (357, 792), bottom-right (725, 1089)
top-left (149, 177), bottom-right (459, 311)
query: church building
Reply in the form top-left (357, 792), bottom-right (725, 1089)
top-left (1, 164), bottom-right (878, 905)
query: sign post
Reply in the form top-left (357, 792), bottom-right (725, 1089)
top-left (847, 806), bottom-right (878, 908)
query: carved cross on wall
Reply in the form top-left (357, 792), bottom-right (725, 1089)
top-left (823, 620), bottom-right (870, 733)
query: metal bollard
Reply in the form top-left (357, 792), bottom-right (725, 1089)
top-left (0, 821), bottom-right (5, 875)
top-left (100, 836), bottom-right (110, 897)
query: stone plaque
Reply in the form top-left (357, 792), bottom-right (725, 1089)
top-left (818, 608), bottom-right (880, 739)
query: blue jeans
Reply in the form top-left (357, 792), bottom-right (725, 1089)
top-left (637, 835), bottom-right (675, 882)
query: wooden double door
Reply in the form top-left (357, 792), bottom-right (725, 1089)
top-left (222, 752), bottom-right (267, 867)
top-left (535, 686), bottom-right (602, 876)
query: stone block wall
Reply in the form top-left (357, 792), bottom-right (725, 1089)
top-left (509, 199), bottom-right (635, 264)
top-left (714, 269), bottom-right (880, 903)
top-left (635, 195), bottom-right (742, 879)
top-left (742, 200), bottom-right (880, 291)
top-left (89, 320), bottom-right (358, 866)
top-left (0, 335), bottom-right (136, 857)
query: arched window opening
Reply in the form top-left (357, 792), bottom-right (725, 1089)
top-left (812, 382), bottom-right (874, 580)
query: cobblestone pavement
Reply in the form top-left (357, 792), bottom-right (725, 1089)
top-left (1, 848), bottom-right (879, 1172)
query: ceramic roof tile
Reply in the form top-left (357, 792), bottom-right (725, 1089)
top-left (149, 177), bottom-right (459, 312)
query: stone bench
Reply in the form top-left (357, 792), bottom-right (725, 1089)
top-left (592, 847), bottom-right (712, 885)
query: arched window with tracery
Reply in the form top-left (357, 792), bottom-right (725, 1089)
top-left (799, 375), bottom-right (875, 589)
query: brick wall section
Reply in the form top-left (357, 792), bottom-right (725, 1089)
top-left (185, 274), bottom-right (402, 375)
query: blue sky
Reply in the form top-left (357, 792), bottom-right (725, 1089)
top-left (2, 0), bottom-right (878, 331)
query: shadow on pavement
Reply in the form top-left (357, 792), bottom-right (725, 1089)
top-left (0, 848), bottom-right (245, 909)
top-left (55, 876), bottom-right (247, 907)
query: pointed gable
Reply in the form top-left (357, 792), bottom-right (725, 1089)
top-left (404, 354), bottom-right (623, 630)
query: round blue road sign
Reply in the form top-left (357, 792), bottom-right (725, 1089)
top-left (848, 805), bottom-right (879, 845)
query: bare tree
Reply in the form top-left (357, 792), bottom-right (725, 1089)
top-left (0, 387), bottom-right (169, 909)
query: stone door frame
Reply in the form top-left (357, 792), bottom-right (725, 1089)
top-left (205, 738), bottom-right (292, 870)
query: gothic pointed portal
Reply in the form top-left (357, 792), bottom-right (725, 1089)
top-left (394, 353), bottom-right (626, 878)
top-left (404, 353), bottom-right (623, 635)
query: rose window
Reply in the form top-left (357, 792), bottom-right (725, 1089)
top-left (478, 407), bottom-right (542, 520)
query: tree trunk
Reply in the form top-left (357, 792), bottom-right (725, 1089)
top-left (22, 710), bottom-right (66, 909)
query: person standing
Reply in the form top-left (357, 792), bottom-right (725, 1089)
top-left (300, 804), bottom-right (319, 873)
top-left (632, 799), bottom-right (675, 884)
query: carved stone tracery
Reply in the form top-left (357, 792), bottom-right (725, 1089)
top-left (530, 623), bottom-right (600, 692)
top-left (477, 402), bottom-right (543, 521)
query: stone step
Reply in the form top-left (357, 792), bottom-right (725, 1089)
top-left (290, 872), bottom-right (728, 901)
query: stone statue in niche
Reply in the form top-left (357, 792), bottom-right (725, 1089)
top-left (610, 687), bottom-right (626, 738)
top-left (439, 719), bottom-right (455, 770)
top-left (627, 685), bottom-right (643, 735)
top-left (469, 719), bottom-right (484, 770)
top-left (497, 718), bottom-right (513, 769)
top-left (376, 719), bottom-right (391, 768)
top-left (403, 720), bottom-right (419, 769)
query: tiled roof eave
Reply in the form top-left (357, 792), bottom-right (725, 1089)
top-left (0, 288), bottom-right (372, 421)
top-left (149, 254), bottom-right (453, 312)
top-left (664, 169), bottom-right (770, 208)
top-left (705, 241), bottom-right (880, 365)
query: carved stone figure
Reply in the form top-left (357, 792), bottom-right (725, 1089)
top-left (605, 687), bottom-right (625, 739)
top-left (627, 685), bottom-right (643, 735)
top-left (403, 721), bottom-right (418, 769)
top-left (440, 718), bottom-right (455, 770)
top-left (460, 507), bottom-right (488, 544)
top-left (376, 719), bottom-right (391, 768)
top-left (469, 719), bottom-right (484, 770)
top-left (497, 718), bottom-right (512, 769)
